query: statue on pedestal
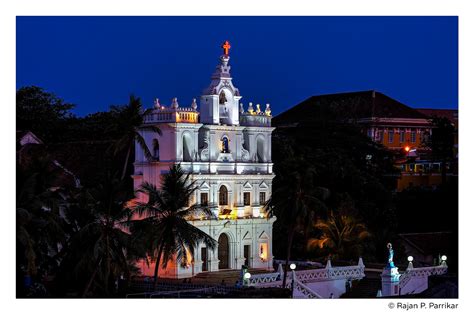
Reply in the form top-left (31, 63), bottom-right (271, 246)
top-left (387, 243), bottom-right (395, 268)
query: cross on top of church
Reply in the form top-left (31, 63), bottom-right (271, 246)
top-left (222, 40), bottom-right (231, 56)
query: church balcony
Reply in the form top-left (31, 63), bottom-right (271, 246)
top-left (143, 107), bottom-right (199, 124)
top-left (239, 113), bottom-right (272, 127)
top-left (178, 161), bottom-right (273, 175)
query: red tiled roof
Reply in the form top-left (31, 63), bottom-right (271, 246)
top-left (416, 109), bottom-right (458, 124)
top-left (274, 90), bottom-right (429, 126)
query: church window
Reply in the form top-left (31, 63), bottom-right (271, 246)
top-left (259, 243), bottom-right (268, 261)
top-left (244, 192), bottom-right (251, 206)
top-left (219, 91), bottom-right (227, 104)
top-left (200, 193), bottom-right (209, 206)
top-left (219, 185), bottom-right (228, 206)
top-left (152, 139), bottom-right (160, 160)
top-left (259, 192), bottom-right (266, 205)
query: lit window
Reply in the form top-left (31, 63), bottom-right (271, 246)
top-left (388, 130), bottom-right (394, 143)
top-left (410, 130), bottom-right (416, 143)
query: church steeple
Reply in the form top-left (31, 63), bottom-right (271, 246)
top-left (201, 41), bottom-right (242, 125)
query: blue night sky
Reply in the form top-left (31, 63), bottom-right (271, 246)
top-left (16, 16), bottom-right (458, 117)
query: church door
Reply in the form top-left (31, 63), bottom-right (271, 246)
top-left (201, 247), bottom-right (208, 271)
top-left (244, 245), bottom-right (250, 267)
top-left (218, 233), bottom-right (230, 269)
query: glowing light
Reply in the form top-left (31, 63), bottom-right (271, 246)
top-left (244, 272), bottom-right (251, 279)
top-left (259, 243), bottom-right (268, 261)
top-left (222, 40), bottom-right (231, 56)
top-left (441, 255), bottom-right (447, 261)
top-left (404, 146), bottom-right (410, 152)
top-left (290, 263), bottom-right (296, 270)
top-left (407, 256), bottom-right (414, 262)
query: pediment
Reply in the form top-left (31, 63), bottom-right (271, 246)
top-left (258, 231), bottom-right (270, 240)
top-left (243, 181), bottom-right (253, 189)
top-left (200, 182), bottom-right (210, 190)
top-left (242, 231), bottom-right (252, 240)
top-left (259, 181), bottom-right (269, 189)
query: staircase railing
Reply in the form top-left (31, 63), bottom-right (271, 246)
top-left (399, 264), bottom-right (448, 292)
top-left (291, 279), bottom-right (324, 299)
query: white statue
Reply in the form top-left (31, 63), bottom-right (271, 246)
top-left (199, 131), bottom-right (210, 161)
top-left (241, 138), bottom-right (250, 161)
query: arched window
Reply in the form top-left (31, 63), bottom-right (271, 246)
top-left (152, 139), bottom-right (160, 161)
top-left (219, 185), bottom-right (228, 206)
top-left (221, 136), bottom-right (230, 153)
top-left (219, 91), bottom-right (227, 105)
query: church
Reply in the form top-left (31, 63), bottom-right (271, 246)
top-left (133, 41), bottom-right (276, 278)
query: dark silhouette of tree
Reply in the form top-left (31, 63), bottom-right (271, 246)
top-left (424, 117), bottom-right (455, 185)
top-left (130, 164), bottom-right (217, 290)
top-left (265, 143), bottom-right (329, 288)
top-left (108, 95), bottom-right (161, 180)
top-left (17, 86), bottom-right (75, 142)
top-left (60, 173), bottom-right (134, 297)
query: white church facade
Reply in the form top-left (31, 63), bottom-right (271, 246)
top-left (133, 41), bottom-right (276, 278)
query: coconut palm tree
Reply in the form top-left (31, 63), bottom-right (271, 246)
top-left (16, 154), bottom-right (68, 295)
top-left (109, 95), bottom-right (161, 180)
top-left (62, 174), bottom-right (134, 297)
top-left (265, 154), bottom-right (329, 288)
top-left (307, 211), bottom-right (370, 261)
top-left (130, 164), bottom-right (217, 290)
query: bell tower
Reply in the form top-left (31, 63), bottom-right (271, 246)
top-left (200, 41), bottom-right (242, 125)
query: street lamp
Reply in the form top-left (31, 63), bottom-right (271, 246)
top-left (244, 272), bottom-right (251, 286)
top-left (290, 263), bottom-right (296, 298)
top-left (441, 255), bottom-right (447, 266)
top-left (407, 256), bottom-right (414, 270)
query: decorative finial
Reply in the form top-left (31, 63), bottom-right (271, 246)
top-left (171, 97), bottom-right (179, 109)
top-left (239, 103), bottom-right (244, 114)
top-left (191, 98), bottom-right (197, 110)
top-left (247, 102), bottom-right (254, 114)
top-left (265, 103), bottom-right (271, 116)
top-left (154, 98), bottom-right (161, 109)
top-left (256, 104), bottom-right (261, 114)
top-left (222, 40), bottom-right (231, 56)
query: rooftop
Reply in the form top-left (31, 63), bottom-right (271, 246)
top-left (273, 90), bottom-right (429, 126)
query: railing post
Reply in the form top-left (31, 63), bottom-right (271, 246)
top-left (290, 263), bottom-right (296, 298)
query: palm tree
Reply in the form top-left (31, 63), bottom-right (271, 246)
top-left (110, 95), bottom-right (161, 180)
top-left (63, 174), bottom-right (134, 297)
top-left (265, 155), bottom-right (329, 288)
top-left (307, 211), bottom-right (370, 261)
top-left (16, 155), bottom-right (68, 295)
top-left (130, 164), bottom-right (217, 290)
